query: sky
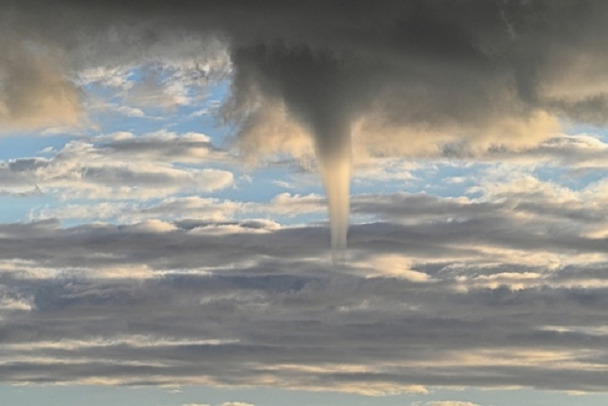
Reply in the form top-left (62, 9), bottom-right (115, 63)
top-left (3, 1), bottom-right (608, 405)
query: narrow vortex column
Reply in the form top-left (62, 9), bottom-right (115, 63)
top-left (315, 122), bottom-right (352, 261)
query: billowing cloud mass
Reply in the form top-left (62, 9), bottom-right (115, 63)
top-left (4, 0), bottom-right (608, 401)
top-left (5, 0), bottom-right (608, 248)
top-left (0, 40), bottom-right (82, 130)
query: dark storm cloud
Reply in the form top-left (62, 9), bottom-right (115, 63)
top-left (2, 0), bottom-right (608, 147)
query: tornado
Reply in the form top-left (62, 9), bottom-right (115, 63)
top-left (229, 45), bottom-right (358, 257)
top-left (313, 118), bottom-right (351, 259)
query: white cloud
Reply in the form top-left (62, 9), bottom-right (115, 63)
top-left (2, 132), bottom-right (235, 200)
top-left (31, 197), bottom-right (245, 224)
top-left (268, 193), bottom-right (325, 216)
top-left (358, 254), bottom-right (430, 281)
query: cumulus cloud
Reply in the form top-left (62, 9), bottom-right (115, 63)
top-left (0, 130), bottom-right (234, 199)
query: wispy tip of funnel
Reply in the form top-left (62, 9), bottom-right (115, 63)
top-left (317, 133), bottom-right (351, 262)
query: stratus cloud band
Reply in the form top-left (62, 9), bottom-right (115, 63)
top-left (3, 176), bottom-right (608, 393)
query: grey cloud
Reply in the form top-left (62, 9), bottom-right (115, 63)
top-left (1, 158), bottom-right (49, 183)
top-left (6, 184), bottom-right (608, 273)
top-left (352, 193), bottom-right (502, 221)
top-left (3, 251), bottom-right (608, 392)
top-left (0, 39), bottom-right (83, 131)
top-left (3, 1), bottom-right (608, 147)
top-left (97, 132), bottom-right (230, 163)
top-left (217, 0), bottom-right (607, 157)
top-left (451, 134), bottom-right (608, 171)
top-left (7, 158), bottom-right (49, 172)
top-left (2, 185), bottom-right (608, 391)
top-left (30, 192), bottom-right (325, 223)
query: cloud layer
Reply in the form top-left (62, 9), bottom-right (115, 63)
top-left (3, 172), bottom-right (608, 393)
